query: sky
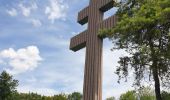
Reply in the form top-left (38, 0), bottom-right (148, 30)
top-left (0, 0), bottom-right (135, 99)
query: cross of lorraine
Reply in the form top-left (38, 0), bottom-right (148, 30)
top-left (70, 0), bottom-right (117, 100)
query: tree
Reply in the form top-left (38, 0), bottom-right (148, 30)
top-left (138, 86), bottom-right (156, 100)
top-left (119, 91), bottom-right (136, 100)
top-left (0, 71), bottom-right (18, 100)
top-left (99, 0), bottom-right (170, 100)
top-left (119, 87), bottom-right (157, 100)
top-left (67, 92), bottom-right (82, 100)
top-left (53, 94), bottom-right (67, 100)
top-left (161, 91), bottom-right (170, 100)
top-left (106, 96), bottom-right (115, 100)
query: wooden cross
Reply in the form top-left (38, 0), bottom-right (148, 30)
top-left (70, 0), bottom-right (117, 100)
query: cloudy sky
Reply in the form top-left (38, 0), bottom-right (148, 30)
top-left (0, 0), bottom-right (134, 99)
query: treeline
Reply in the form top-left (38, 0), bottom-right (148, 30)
top-left (0, 71), bottom-right (82, 100)
top-left (8, 88), bottom-right (170, 100)
top-left (119, 87), bottom-right (170, 100)
top-left (10, 92), bottom-right (82, 100)
top-left (1, 70), bottom-right (170, 100)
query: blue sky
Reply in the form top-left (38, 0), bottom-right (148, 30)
top-left (0, 0), bottom-right (135, 99)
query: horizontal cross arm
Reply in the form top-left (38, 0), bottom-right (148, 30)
top-left (98, 0), bottom-right (115, 12)
top-left (70, 30), bottom-right (88, 52)
top-left (98, 15), bottom-right (117, 30)
top-left (77, 7), bottom-right (89, 25)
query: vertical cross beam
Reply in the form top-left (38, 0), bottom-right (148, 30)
top-left (70, 0), bottom-right (117, 100)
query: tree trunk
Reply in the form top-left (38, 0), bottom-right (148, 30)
top-left (152, 67), bottom-right (162, 100)
top-left (149, 39), bottom-right (162, 100)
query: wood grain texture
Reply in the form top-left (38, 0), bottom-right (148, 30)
top-left (70, 0), bottom-right (117, 100)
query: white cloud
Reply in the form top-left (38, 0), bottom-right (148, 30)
top-left (19, 3), bottom-right (37, 17)
top-left (0, 46), bottom-right (42, 74)
top-left (45, 0), bottom-right (68, 23)
top-left (7, 8), bottom-right (17, 17)
top-left (31, 19), bottom-right (42, 27)
top-left (19, 4), bottom-right (31, 17)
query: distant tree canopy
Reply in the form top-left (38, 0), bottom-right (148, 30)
top-left (106, 96), bottom-right (115, 100)
top-left (120, 91), bottom-right (136, 100)
top-left (10, 92), bottom-right (82, 100)
top-left (99, 0), bottom-right (170, 100)
top-left (119, 86), bottom-right (170, 100)
top-left (0, 71), bottom-right (83, 100)
top-left (68, 92), bottom-right (82, 100)
top-left (53, 94), bottom-right (67, 100)
top-left (1, 71), bottom-right (170, 100)
top-left (137, 86), bottom-right (156, 100)
top-left (118, 87), bottom-right (161, 100)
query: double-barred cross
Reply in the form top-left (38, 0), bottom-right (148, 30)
top-left (70, 0), bottom-right (117, 100)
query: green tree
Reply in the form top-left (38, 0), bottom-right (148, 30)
top-left (67, 92), bottom-right (82, 100)
top-left (138, 86), bottom-right (156, 100)
top-left (120, 91), bottom-right (136, 100)
top-left (161, 91), bottom-right (170, 100)
top-left (99, 0), bottom-right (170, 100)
top-left (106, 96), bottom-right (115, 100)
top-left (0, 71), bottom-right (18, 100)
top-left (53, 94), bottom-right (67, 100)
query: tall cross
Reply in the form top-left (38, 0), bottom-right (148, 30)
top-left (70, 0), bottom-right (117, 100)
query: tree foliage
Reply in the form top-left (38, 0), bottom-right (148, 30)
top-left (68, 92), bottom-right (82, 100)
top-left (119, 86), bottom-right (161, 100)
top-left (9, 92), bottom-right (82, 100)
top-left (120, 91), bottom-right (136, 100)
top-left (161, 91), bottom-right (170, 100)
top-left (106, 96), bottom-right (115, 100)
top-left (10, 92), bottom-right (67, 100)
top-left (137, 86), bottom-right (156, 100)
top-left (0, 71), bottom-right (82, 100)
top-left (0, 71), bottom-right (18, 100)
top-left (119, 87), bottom-right (170, 100)
top-left (3, 71), bottom-right (169, 100)
top-left (53, 94), bottom-right (67, 100)
top-left (99, 0), bottom-right (170, 100)
top-left (10, 92), bottom-right (82, 100)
